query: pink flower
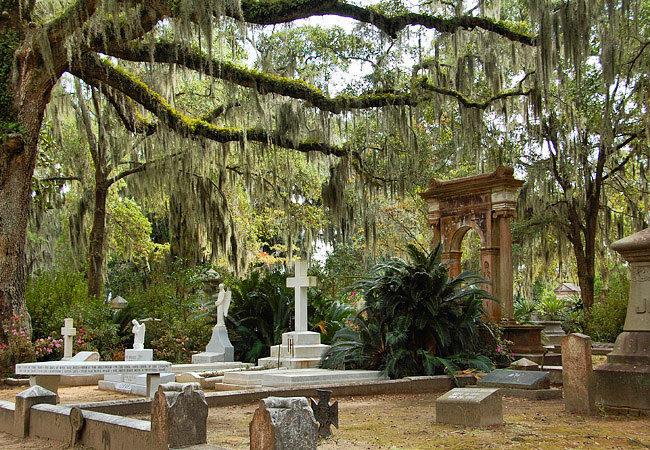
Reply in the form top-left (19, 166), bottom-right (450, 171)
top-left (77, 338), bottom-right (82, 343)
top-left (497, 345), bottom-right (501, 352)
top-left (55, 343), bottom-right (61, 348)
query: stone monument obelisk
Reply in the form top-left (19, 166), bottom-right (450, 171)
top-left (594, 227), bottom-right (650, 412)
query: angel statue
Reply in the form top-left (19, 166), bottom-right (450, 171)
top-left (131, 319), bottom-right (145, 350)
top-left (215, 283), bottom-right (232, 327)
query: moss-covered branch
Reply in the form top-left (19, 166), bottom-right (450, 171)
top-left (70, 53), bottom-right (350, 157)
top-left (45, 0), bottom-right (98, 44)
top-left (99, 85), bottom-right (157, 135)
top-left (326, 3), bottom-right (535, 44)
top-left (103, 41), bottom-right (417, 114)
top-left (237, 0), bottom-right (535, 44)
top-left (417, 77), bottom-right (531, 109)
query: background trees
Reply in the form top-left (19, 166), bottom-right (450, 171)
top-left (0, 0), bottom-right (648, 343)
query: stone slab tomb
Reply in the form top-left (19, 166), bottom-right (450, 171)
top-left (478, 369), bottom-right (549, 389)
top-left (223, 368), bottom-right (386, 387)
top-left (476, 369), bottom-right (561, 399)
top-left (436, 388), bottom-right (503, 427)
top-left (250, 396), bottom-right (318, 450)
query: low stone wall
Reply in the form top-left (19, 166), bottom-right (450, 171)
top-left (0, 400), bottom-right (15, 433)
top-left (72, 374), bottom-right (472, 415)
top-left (28, 404), bottom-right (153, 449)
top-left (0, 383), bottom-right (207, 449)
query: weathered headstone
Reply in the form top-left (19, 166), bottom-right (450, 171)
top-left (151, 382), bottom-right (208, 448)
top-left (310, 389), bottom-right (338, 438)
top-left (595, 227), bottom-right (650, 412)
top-left (477, 369), bottom-right (550, 390)
top-left (60, 318), bottom-right (76, 361)
top-left (436, 388), bottom-right (503, 427)
top-left (562, 333), bottom-right (596, 414)
top-left (250, 397), bottom-right (317, 450)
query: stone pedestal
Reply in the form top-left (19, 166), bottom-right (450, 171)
top-left (594, 228), bottom-right (650, 413)
top-left (257, 331), bottom-right (330, 369)
top-left (125, 348), bottom-right (153, 361)
top-left (503, 324), bottom-right (546, 354)
top-left (535, 321), bottom-right (567, 346)
top-left (192, 325), bottom-right (234, 363)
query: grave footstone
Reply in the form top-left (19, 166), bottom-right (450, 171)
top-left (250, 396), bottom-right (317, 450)
top-left (436, 388), bottom-right (503, 427)
top-left (562, 333), bottom-right (596, 414)
top-left (310, 389), bottom-right (338, 438)
top-left (151, 382), bottom-right (208, 448)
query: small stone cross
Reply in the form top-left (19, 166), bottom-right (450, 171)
top-left (60, 318), bottom-right (76, 360)
top-left (286, 261), bottom-right (317, 332)
top-left (310, 389), bottom-right (338, 438)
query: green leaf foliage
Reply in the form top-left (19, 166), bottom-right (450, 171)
top-left (321, 244), bottom-right (497, 379)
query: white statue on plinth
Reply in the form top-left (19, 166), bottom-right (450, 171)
top-left (215, 283), bottom-right (232, 327)
top-left (131, 319), bottom-right (146, 351)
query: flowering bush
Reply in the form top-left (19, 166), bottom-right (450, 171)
top-left (33, 334), bottom-right (63, 361)
top-left (151, 332), bottom-right (195, 363)
top-left (0, 315), bottom-right (36, 376)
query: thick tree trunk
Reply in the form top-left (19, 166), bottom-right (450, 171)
top-left (87, 182), bottom-right (108, 298)
top-left (566, 196), bottom-right (598, 310)
top-left (0, 22), bottom-right (57, 337)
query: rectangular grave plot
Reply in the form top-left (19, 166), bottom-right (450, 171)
top-left (477, 369), bottom-right (550, 390)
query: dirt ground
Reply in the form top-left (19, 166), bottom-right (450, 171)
top-left (1, 385), bottom-right (648, 449)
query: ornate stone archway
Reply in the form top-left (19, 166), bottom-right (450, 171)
top-left (420, 166), bottom-right (523, 322)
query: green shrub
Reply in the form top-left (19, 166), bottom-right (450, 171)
top-left (26, 270), bottom-right (121, 358)
top-left (536, 291), bottom-right (567, 321)
top-left (585, 270), bottom-right (629, 342)
top-left (322, 244), bottom-right (496, 379)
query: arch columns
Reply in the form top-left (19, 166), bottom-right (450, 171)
top-left (420, 166), bottom-right (523, 323)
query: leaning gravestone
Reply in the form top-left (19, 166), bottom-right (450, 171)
top-left (436, 388), bottom-right (502, 427)
top-left (151, 382), bottom-right (208, 448)
top-left (250, 397), bottom-right (317, 450)
top-left (562, 333), bottom-right (596, 415)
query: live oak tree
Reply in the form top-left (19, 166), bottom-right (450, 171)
top-left (1, 0), bottom-right (542, 336)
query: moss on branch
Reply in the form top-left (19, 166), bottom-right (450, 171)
top-left (105, 41), bottom-right (417, 113)
top-left (71, 53), bottom-right (349, 157)
top-left (417, 77), bottom-right (531, 109)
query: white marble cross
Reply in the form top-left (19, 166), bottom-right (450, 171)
top-left (60, 318), bottom-right (77, 360)
top-left (286, 261), bottom-right (317, 332)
